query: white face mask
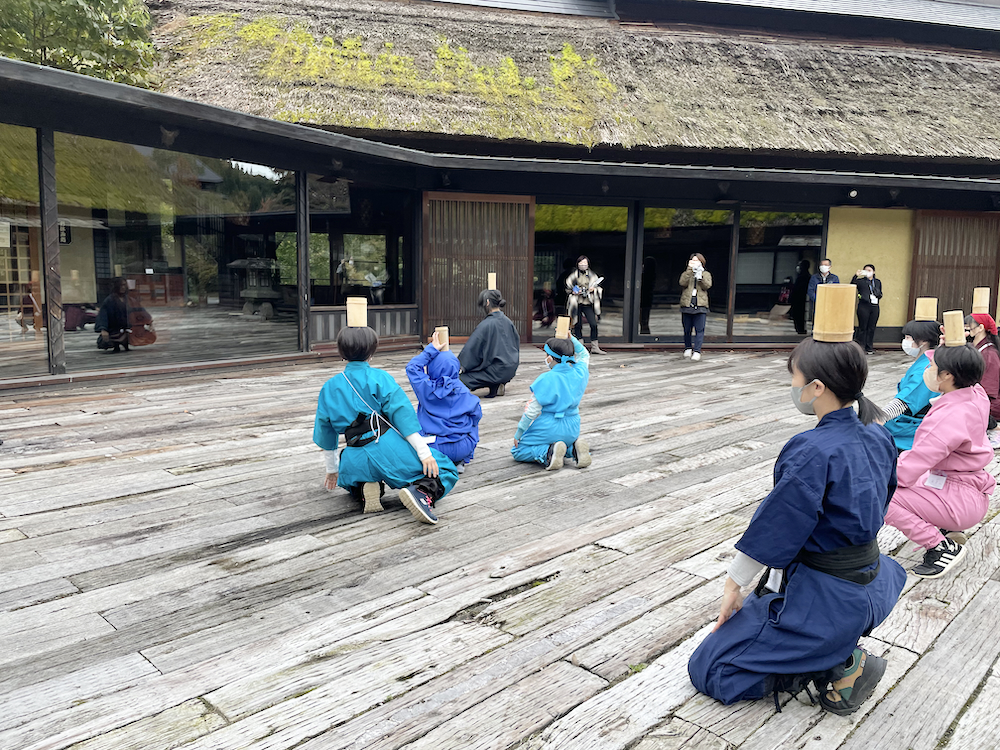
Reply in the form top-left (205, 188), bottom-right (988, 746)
top-left (864, 270), bottom-right (874, 279)
top-left (820, 265), bottom-right (831, 274)
top-left (901, 338), bottom-right (921, 357)
top-left (545, 355), bottom-right (555, 370)
top-left (790, 379), bottom-right (820, 415)
top-left (578, 263), bottom-right (588, 272)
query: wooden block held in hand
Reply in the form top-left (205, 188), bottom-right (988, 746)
top-left (555, 316), bottom-right (571, 339)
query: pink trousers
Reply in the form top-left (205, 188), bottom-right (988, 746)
top-left (886, 472), bottom-right (993, 549)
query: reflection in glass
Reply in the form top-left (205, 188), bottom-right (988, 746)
top-left (54, 133), bottom-right (299, 371)
top-left (734, 212), bottom-right (824, 338)
top-left (638, 209), bottom-right (733, 340)
top-left (307, 177), bottom-right (413, 309)
top-left (534, 204), bottom-right (628, 340)
top-left (0, 123), bottom-right (48, 378)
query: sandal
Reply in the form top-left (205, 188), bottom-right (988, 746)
top-left (819, 648), bottom-right (886, 716)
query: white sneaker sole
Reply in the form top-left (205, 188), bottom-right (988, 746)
top-left (546, 441), bottom-right (567, 471)
top-left (574, 438), bottom-right (592, 469)
top-left (362, 482), bottom-right (384, 514)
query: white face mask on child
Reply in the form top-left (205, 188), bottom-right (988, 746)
top-left (901, 337), bottom-right (921, 357)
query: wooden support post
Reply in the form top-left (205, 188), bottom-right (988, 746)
top-left (37, 128), bottom-right (65, 374)
top-left (725, 208), bottom-right (740, 343)
top-left (295, 171), bottom-right (310, 352)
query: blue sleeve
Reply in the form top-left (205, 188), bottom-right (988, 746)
top-left (571, 335), bottom-right (591, 371)
top-left (895, 359), bottom-right (934, 413)
top-left (406, 345), bottom-right (438, 402)
top-left (312, 385), bottom-right (341, 451)
top-left (735, 437), bottom-right (824, 568)
top-left (807, 275), bottom-right (819, 301)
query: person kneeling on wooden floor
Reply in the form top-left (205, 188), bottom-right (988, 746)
top-left (688, 337), bottom-right (906, 716)
top-left (885, 344), bottom-right (995, 578)
top-left (511, 336), bottom-right (592, 470)
top-left (314, 326), bottom-right (459, 525)
top-left (406, 330), bottom-right (482, 475)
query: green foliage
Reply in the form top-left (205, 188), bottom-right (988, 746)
top-left (536, 204), bottom-right (629, 233)
top-left (0, 0), bottom-right (156, 86)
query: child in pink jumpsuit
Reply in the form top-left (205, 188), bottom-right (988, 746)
top-left (885, 344), bottom-right (995, 578)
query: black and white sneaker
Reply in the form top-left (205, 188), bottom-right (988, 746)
top-left (399, 485), bottom-right (438, 525)
top-left (912, 537), bottom-right (967, 578)
top-left (573, 438), bottom-right (592, 469)
top-left (940, 528), bottom-right (968, 545)
top-left (546, 441), bottom-right (567, 471)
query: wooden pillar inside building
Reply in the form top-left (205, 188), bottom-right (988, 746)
top-left (295, 171), bottom-right (310, 352)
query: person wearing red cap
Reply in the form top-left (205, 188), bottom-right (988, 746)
top-left (966, 313), bottom-right (1000, 435)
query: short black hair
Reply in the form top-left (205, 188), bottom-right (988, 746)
top-left (479, 289), bottom-right (505, 310)
top-left (337, 326), bottom-right (379, 361)
top-left (864, 264), bottom-right (875, 272)
top-left (545, 337), bottom-right (575, 358)
top-left (934, 344), bottom-right (984, 389)
top-left (821, 258), bottom-right (832, 264)
top-left (902, 320), bottom-right (941, 348)
top-left (787, 338), bottom-right (886, 425)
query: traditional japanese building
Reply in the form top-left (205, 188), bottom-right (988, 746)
top-left (3, 0), bottom-right (1000, 382)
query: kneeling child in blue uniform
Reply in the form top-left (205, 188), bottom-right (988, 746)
top-left (314, 326), bottom-right (459, 525)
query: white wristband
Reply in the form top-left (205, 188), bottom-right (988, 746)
top-left (405, 433), bottom-right (432, 462)
top-left (323, 449), bottom-right (339, 474)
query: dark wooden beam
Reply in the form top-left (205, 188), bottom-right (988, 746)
top-left (296, 171), bottom-right (311, 353)
top-left (36, 128), bottom-right (65, 375)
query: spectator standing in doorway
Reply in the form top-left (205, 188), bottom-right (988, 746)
top-left (808, 259), bottom-right (840, 305)
top-left (790, 259), bottom-right (811, 335)
top-left (851, 265), bottom-right (882, 354)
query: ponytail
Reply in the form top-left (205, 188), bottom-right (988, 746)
top-left (855, 393), bottom-right (887, 427)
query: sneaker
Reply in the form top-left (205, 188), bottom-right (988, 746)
top-left (546, 441), bottom-right (567, 471)
top-left (361, 482), bottom-right (384, 514)
top-left (683, 349), bottom-right (693, 359)
top-left (940, 528), bottom-right (968, 545)
top-left (818, 647), bottom-right (887, 716)
top-left (912, 537), bottom-right (966, 578)
top-left (399, 485), bottom-right (438, 525)
top-left (573, 438), bottom-right (592, 469)
top-left (456, 461), bottom-right (466, 474)
top-left (691, 352), bottom-right (702, 362)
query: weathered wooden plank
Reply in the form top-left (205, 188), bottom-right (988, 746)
top-left (871, 521), bottom-right (1000, 652)
top-left (518, 624), bottom-right (713, 750)
top-left (840, 581), bottom-right (1000, 750)
top-left (61, 698), bottom-right (226, 750)
top-left (0, 612), bottom-right (114, 667)
top-left (941, 669), bottom-right (1000, 750)
top-left (632, 718), bottom-right (731, 750)
top-left (404, 662), bottom-right (608, 750)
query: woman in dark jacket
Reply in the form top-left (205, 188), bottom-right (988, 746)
top-left (851, 264), bottom-right (883, 354)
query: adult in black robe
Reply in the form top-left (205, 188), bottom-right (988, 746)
top-left (789, 260), bottom-right (811, 335)
top-left (95, 277), bottom-right (130, 352)
top-left (458, 289), bottom-right (520, 398)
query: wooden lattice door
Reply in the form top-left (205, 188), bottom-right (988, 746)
top-left (910, 212), bottom-right (1000, 317)
top-left (422, 192), bottom-right (535, 342)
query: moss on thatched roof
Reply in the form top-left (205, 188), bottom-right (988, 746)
top-left (150, 0), bottom-right (1000, 160)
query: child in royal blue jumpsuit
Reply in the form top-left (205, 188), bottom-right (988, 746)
top-left (406, 330), bottom-right (483, 473)
top-left (314, 326), bottom-right (459, 525)
top-left (688, 337), bottom-right (906, 715)
top-left (512, 336), bottom-right (592, 471)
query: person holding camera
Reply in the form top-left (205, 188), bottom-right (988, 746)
top-left (679, 253), bottom-right (712, 361)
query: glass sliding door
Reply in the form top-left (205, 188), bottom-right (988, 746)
top-left (0, 124), bottom-right (48, 378)
top-left (733, 211), bottom-right (824, 340)
top-left (534, 204), bottom-right (629, 341)
top-left (636, 208), bottom-right (734, 342)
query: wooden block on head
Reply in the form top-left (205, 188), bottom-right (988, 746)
top-left (555, 316), bottom-right (571, 339)
top-left (346, 297), bottom-right (368, 327)
top-left (434, 325), bottom-right (450, 350)
top-left (973, 287), bottom-right (991, 314)
top-left (943, 310), bottom-right (966, 346)
top-left (914, 297), bottom-right (938, 321)
top-left (488, 272), bottom-right (497, 291)
top-left (812, 284), bottom-right (857, 342)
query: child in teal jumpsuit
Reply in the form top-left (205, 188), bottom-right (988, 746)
top-left (314, 326), bottom-right (459, 525)
top-left (512, 335), bottom-right (592, 470)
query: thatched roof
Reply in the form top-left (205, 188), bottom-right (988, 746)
top-left (149, 0), bottom-right (1000, 161)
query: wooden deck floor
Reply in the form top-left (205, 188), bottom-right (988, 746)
top-left (1, 348), bottom-right (998, 750)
